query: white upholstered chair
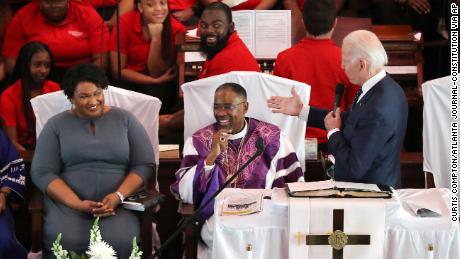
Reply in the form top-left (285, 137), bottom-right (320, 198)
top-left (422, 76), bottom-right (454, 190)
top-left (29, 85), bottom-right (162, 256)
top-left (181, 71), bottom-right (310, 170)
top-left (31, 85), bottom-right (161, 165)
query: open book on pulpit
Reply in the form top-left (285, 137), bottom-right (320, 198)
top-left (286, 180), bottom-right (393, 198)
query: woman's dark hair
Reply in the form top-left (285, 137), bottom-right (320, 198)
top-left (161, 14), bottom-right (173, 64)
top-left (134, 0), bottom-right (174, 64)
top-left (61, 63), bottom-right (109, 99)
top-left (8, 41), bottom-right (54, 137)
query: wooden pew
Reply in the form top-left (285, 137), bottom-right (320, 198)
top-left (372, 25), bottom-right (424, 107)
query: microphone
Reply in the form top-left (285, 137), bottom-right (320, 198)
top-left (150, 138), bottom-right (266, 259)
top-left (333, 83), bottom-right (344, 117)
top-left (255, 137), bottom-right (264, 153)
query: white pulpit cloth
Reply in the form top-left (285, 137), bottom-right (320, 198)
top-left (210, 188), bottom-right (459, 259)
top-left (384, 188), bottom-right (460, 259)
top-left (289, 197), bottom-right (385, 259)
top-left (212, 188), bottom-right (289, 259)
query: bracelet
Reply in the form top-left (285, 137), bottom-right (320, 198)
top-left (115, 191), bottom-right (125, 202)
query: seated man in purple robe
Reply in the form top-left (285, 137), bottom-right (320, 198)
top-left (170, 82), bottom-right (303, 255)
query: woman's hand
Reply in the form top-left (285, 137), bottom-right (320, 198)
top-left (0, 193), bottom-right (6, 214)
top-left (172, 8), bottom-right (194, 23)
top-left (77, 200), bottom-right (102, 214)
top-left (151, 67), bottom-right (177, 83)
top-left (407, 0), bottom-right (431, 15)
top-left (148, 23), bottom-right (164, 38)
top-left (92, 193), bottom-right (121, 217)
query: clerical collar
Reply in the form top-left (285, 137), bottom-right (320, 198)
top-left (358, 70), bottom-right (386, 103)
top-left (229, 119), bottom-right (248, 140)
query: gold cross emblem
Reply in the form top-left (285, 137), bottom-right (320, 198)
top-left (294, 232), bottom-right (304, 246)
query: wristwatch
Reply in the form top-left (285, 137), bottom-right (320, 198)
top-left (115, 191), bottom-right (125, 202)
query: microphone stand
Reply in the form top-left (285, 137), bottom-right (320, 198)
top-left (149, 141), bottom-right (265, 259)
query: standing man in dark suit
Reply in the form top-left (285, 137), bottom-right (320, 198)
top-left (268, 30), bottom-right (408, 188)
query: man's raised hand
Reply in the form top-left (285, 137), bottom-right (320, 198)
top-left (267, 87), bottom-right (303, 116)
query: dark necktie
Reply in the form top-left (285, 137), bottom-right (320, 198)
top-left (352, 88), bottom-right (363, 110)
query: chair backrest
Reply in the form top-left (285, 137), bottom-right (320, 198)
top-left (422, 76), bottom-right (452, 190)
top-left (181, 71), bottom-right (310, 170)
top-left (30, 86), bottom-right (162, 165)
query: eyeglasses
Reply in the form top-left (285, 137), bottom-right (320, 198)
top-left (213, 102), bottom-right (245, 111)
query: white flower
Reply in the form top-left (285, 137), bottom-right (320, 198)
top-left (86, 241), bottom-right (117, 259)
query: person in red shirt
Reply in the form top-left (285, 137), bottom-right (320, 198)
top-left (158, 2), bottom-right (261, 143)
top-left (2, 0), bottom-right (109, 83)
top-left (95, 0), bottom-right (201, 27)
top-left (170, 0), bottom-right (278, 26)
top-left (0, 41), bottom-right (60, 155)
top-left (198, 2), bottom-right (260, 78)
top-left (0, 0), bottom-right (12, 85)
top-left (85, 0), bottom-right (138, 28)
top-left (169, 0), bottom-right (196, 11)
top-left (110, 0), bottom-right (185, 113)
top-left (227, 0), bottom-right (276, 10)
top-left (274, 0), bottom-right (358, 149)
top-left (169, 0), bottom-right (200, 24)
top-left (283, 0), bottom-right (345, 44)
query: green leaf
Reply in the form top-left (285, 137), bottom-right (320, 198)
top-left (89, 217), bottom-right (102, 245)
top-left (129, 236), bottom-right (143, 259)
top-left (69, 251), bottom-right (87, 259)
top-left (51, 233), bottom-right (69, 259)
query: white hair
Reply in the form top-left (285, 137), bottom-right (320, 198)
top-left (342, 30), bottom-right (388, 74)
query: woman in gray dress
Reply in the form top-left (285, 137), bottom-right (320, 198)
top-left (31, 64), bottom-right (156, 258)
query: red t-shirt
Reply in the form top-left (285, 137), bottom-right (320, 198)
top-left (297, 0), bottom-right (304, 11)
top-left (274, 37), bottom-right (359, 143)
top-left (199, 32), bottom-right (261, 79)
top-left (84, 0), bottom-right (117, 8)
top-left (0, 80), bottom-right (60, 146)
top-left (229, 0), bottom-right (261, 10)
top-left (109, 11), bottom-right (186, 73)
top-left (2, 0), bottom-right (110, 68)
top-left (169, 0), bottom-right (196, 11)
